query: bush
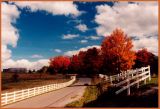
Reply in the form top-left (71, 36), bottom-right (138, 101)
top-left (11, 73), bottom-right (20, 82)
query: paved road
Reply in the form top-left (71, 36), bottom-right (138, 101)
top-left (3, 78), bottom-right (91, 108)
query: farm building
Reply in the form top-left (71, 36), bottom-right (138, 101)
top-left (3, 68), bottom-right (27, 73)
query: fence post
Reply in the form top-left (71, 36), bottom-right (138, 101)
top-left (14, 92), bottom-right (16, 102)
top-left (34, 88), bottom-right (35, 96)
top-left (5, 93), bottom-right (8, 105)
top-left (127, 73), bottom-right (130, 95)
top-left (117, 74), bottom-right (119, 81)
top-left (148, 65), bottom-right (151, 81)
top-left (22, 90), bottom-right (24, 99)
top-left (27, 89), bottom-right (30, 98)
top-left (144, 79), bottom-right (146, 84)
top-left (136, 69), bottom-right (139, 88)
top-left (110, 76), bottom-right (113, 85)
top-left (131, 70), bottom-right (133, 77)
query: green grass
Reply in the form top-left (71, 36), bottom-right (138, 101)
top-left (148, 76), bottom-right (158, 85)
top-left (66, 85), bottom-right (99, 107)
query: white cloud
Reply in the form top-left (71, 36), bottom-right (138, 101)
top-left (31, 54), bottom-right (43, 58)
top-left (80, 40), bottom-right (88, 44)
top-left (89, 36), bottom-right (101, 40)
top-left (1, 2), bottom-right (49, 70)
top-left (2, 45), bottom-right (12, 62)
top-left (76, 24), bottom-right (88, 32)
top-left (95, 2), bottom-right (158, 37)
top-left (133, 37), bottom-right (158, 55)
top-left (95, 2), bottom-right (158, 55)
top-left (2, 2), bottom-right (20, 63)
top-left (64, 45), bottom-right (100, 56)
top-left (54, 49), bottom-right (62, 53)
top-left (14, 1), bottom-right (81, 16)
top-left (2, 59), bottom-right (49, 70)
top-left (62, 34), bottom-right (79, 39)
top-left (67, 19), bottom-right (82, 24)
top-left (2, 2), bottom-right (20, 47)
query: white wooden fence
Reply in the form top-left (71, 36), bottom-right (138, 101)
top-left (99, 66), bottom-right (151, 95)
top-left (1, 76), bottom-right (76, 106)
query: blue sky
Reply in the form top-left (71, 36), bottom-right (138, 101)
top-left (10, 2), bottom-right (114, 61)
top-left (2, 1), bottom-right (158, 70)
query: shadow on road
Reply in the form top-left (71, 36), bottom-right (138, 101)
top-left (68, 84), bottom-right (96, 87)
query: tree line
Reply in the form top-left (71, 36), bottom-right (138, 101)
top-left (47, 29), bottom-right (158, 76)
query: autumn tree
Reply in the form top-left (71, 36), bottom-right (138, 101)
top-left (38, 66), bottom-right (48, 79)
top-left (69, 48), bottom-right (102, 75)
top-left (83, 47), bottom-right (102, 75)
top-left (76, 51), bottom-right (87, 75)
top-left (134, 48), bottom-right (158, 74)
top-left (49, 56), bottom-right (71, 74)
top-left (69, 55), bottom-right (81, 74)
top-left (101, 28), bottom-right (136, 75)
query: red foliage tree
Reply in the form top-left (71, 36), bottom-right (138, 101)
top-left (70, 55), bottom-right (81, 73)
top-left (101, 28), bottom-right (136, 75)
top-left (69, 48), bottom-right (102, 75)
top-left (49, 56), bottom-right (70, 74)
top-left (135, 48), bottom-right (154, 67)
top-left (83, 47), bottom-right (102, 74)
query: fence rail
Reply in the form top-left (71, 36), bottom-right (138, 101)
top-left (99, 66), bottom-right (151, 95)
top-left (1, 76), bottom-right (76, 106)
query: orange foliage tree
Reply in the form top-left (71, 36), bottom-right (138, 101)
top-left (101, 28), bottom-right (136, 75)
top-left (49, 56), bottom-right (70, 74)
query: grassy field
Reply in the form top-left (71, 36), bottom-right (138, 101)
top-left (2, 73), bottom-right (70, 93)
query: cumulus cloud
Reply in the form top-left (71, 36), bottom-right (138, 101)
top-left (2, 2), bottom-right (20, 47)
top-left (95, 2), bottom-right (158, 37)
top-left (1, 2), bottom-right (49, 70)
top-left (80, 40), bottom-right (88, 44)
top-left (76, 24), bottom-right (88, 32)
top-left (31, 54), bottom-right (43, 58)
top-left (133, 37), bottom-right (158, 55)
top-left (2, 59), bottom-right (49, 70)
top-left (95, 2), bottom-right (158, 55)
top-left (54, 49), bottom-right (62, 53)
top-left (62, 34), bottom-right (79, 39)
top-left (2, 45), bottom-right (12, 62)
top-left (2, 2), bottom-right (20, 63)
top-left (14, 1), bottom-right (81, 16)
top-left (64, 45), bottom-right (100, 56)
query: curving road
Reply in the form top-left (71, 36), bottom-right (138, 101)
top-left (3, 78), bottom-right (91, 108)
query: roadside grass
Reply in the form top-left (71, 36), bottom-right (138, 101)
top-left (66, 75), bottom-right (158, 108)
top-left (2, 78), bottom-right (70, 93)
top-left (83, 76), bottom-right (158, 107)
top-left (148, 75), bottom-right (158, 85)
top-left (66, 85), bottom-right (99, 107)
top-left (66, 77), bottom-right (100, 107)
